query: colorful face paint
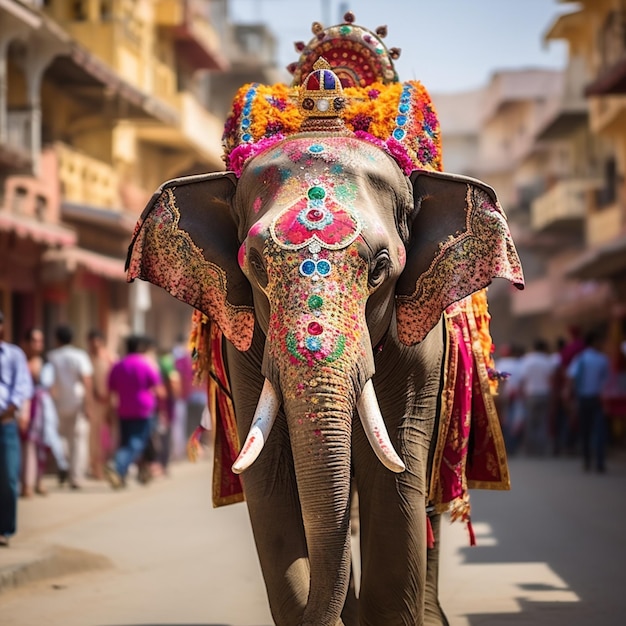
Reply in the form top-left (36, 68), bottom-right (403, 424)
top-left (242, 138), bottom-right (380, 387)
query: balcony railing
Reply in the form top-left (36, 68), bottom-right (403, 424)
top-left (151, 59), bottom-right (178, 109)
top-left (586, 204), bottom-right (623, 247)
top-left (531, 179), bottom-right (601, 232)
top-left (177, 91), bottom-right (223, 166)
top-left (56, 143), bottom-right (120, 210)
top-left (155, 0), bottom-right (226, 70)
top-left (588, 96), bottom-right (626, 134)
top-left (5, 110), bottom-right (32, 156)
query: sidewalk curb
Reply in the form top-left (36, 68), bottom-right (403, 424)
top-left (0, 545), bottom-right (112, 596)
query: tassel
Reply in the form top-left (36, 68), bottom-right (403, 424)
top-left (426, 516), bottom-right (435, 549)
top-left (467, 520), bottom-right (476, 546)
top-left (187, 426), bottom-right (207, 462)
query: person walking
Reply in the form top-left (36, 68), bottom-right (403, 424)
top-left (21, 328), bottom-right (69, 496)
top-left (0, 310), bottom-right (34, 546)
top-left (494, 343), bottom-right (526, 455)
top-left (48, 324), bottom-right (93, 490)
top-left (567, 331), bottom-right (610, 473)
top-left (105, 335), bottom-right (163, 488)
top-left (519, 338), bottom-right (556, 456)
top-left (86, 329), bottom-right (114, 480)
top-left (155, 348), bottom-right (181, 475)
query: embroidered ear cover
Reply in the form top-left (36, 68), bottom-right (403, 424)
top-left (396, 171), bottom-right (524, 346)
top-left (126, 172), bottom-right (255, 352)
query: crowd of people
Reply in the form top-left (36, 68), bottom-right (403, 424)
top-left (494, 326), bottom-right (625, 474)
top-left (3, 303), bottom-right (625, 549)
top-left (0, 309), bottom-right (207, 547)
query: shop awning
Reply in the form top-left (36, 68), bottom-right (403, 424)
top-left (0, 212), bottom-right (77, 247)
top-left (62, 202), bottom-right (137, 235)
top-left (565, 233), bottom-right (626, 280)
top-left (43, 247), bottom-right (126, 281)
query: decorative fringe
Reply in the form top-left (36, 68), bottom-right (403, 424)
top-left (467, 520), bottom-right (476, 546)
top-left (426, 515), bottom-right (435, 549)
top-left (189, 309), bottom-right (212, 385)
top-left (187, 425), bottom-right (206, 462)
top-left (470, 289), bottom-right (498, 395)
top-left (448, 491), bottom-right (472, 525)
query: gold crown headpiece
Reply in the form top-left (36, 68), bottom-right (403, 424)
top-left (297, 58), bottom-right (346, 119)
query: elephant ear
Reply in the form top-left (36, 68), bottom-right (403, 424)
top-left (395, 170), bottom-right (524, 346)
top-left (126, 172), bottom-right (255, 352)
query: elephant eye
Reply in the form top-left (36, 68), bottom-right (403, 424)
top-left (248, 248), bottom-right (268, 289)
top-left (369, 251), bottom-right (391, 289)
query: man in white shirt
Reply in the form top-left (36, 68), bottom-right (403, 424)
top-left (519, 338), bottom-right (557, 456)
top-left (494, 343), bottom-right (525, 454)
top-left (48, 325), bottom-right (93, 489)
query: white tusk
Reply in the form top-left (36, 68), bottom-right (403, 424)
top-left (232, 378), bottom-right (280, 474)
top-left (356, 379), bottom-right (406, 473)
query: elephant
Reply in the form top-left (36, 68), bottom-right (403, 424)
top-left (126, 130), bottom-right (523, 624)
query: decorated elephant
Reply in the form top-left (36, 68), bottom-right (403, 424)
top-left (126, 15), bottom-right (523, 626)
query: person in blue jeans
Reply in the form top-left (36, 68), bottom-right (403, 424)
top-left (0, 310), bottom-right (34, 546)
top-left (105, 335), bottom-right (163, 488)
top-left (567, 331), bottom-right (610, 473)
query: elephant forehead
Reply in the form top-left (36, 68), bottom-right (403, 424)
top-left (270, 196), bottom-right (362, 251)
top-left (268, 136), bottom-right (384, 165)
top-left (262, 165), bottom-right (364, 251)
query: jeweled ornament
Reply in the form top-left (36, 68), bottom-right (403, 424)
top-left (308, 186), bottom-right (326, 200)
top-left (308, 321), bottom-right (323, 335)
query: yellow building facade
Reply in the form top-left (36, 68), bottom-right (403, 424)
top-left (0, 0), bottom-right (232, 353)
top-left (548, 0), bottom-right (626, 307)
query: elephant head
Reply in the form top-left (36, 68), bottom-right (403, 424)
top-left (126, 132), bottom-right (522, 624)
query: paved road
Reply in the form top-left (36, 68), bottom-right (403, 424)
top-left (0, 451), bottom-right (625, 625)
top-left (0, 458), bottom-right (273, 626)
top-left (440, 453), bottom-right (626, 625)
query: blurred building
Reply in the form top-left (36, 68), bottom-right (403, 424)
top-left (546, 1), bottom-right (626, 335)
top-left (433, 1), bottom-right (626, 350)
top-left (0, 0), bottom-right (278, 353)
top-left (434, 70), bottom-right (567, 348)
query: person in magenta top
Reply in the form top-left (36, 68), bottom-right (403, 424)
top-left (105, 335), bottom-right (163, 488)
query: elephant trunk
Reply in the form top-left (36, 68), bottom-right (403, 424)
top-left (285, 394), bottom-right (353, 626)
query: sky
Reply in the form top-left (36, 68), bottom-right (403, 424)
top-left (228, 0), bottom-right (573, 93)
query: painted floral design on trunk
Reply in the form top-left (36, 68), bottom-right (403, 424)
top-left (265, 239), bottom-right (369, 378)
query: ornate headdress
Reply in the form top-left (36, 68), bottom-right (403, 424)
top-left (288, 12), bottom-right (401, 88)
top-left (222, 12), bottom-right (442, 176)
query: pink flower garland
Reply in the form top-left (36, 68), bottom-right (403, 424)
top-left (227, 134), bottom-right (285, 177)
top-left (354, 131), bottom-right (416, 176)
top-left (228, 130), bottom-right (417, 179)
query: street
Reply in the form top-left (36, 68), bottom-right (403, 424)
top-left (0, 451), bottom-right (625, 625)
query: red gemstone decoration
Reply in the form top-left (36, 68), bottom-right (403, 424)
top-left (308, 322), bottom-right (323, 335)
top-left (307, 73), bottom-right (321, 90)
top-left (306, 209), bottom-right (324, 222)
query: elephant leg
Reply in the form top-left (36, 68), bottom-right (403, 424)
top-left (225, 340), bottom-right (313, 625)
top-left (354, 428), bottom-right (429, 625)
top-left (354, 322), bottom-right (443, 625)
top-left (424, 511), bottom-right (450, 626)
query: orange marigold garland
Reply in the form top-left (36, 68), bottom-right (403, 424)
top-left (222, 80), bottom-right (442, 175)
top-left (471, 289), bottom-right (499, 395)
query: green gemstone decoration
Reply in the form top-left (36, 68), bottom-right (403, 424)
top-left (308, 186), bottom-right (326, 200)
top-left (308, 294), bottom-right (323, 310)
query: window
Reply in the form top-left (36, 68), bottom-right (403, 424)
top-left (72, 0), bottom-right (88, 21)
top-left (35, 195), bottom-right (47, 221)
